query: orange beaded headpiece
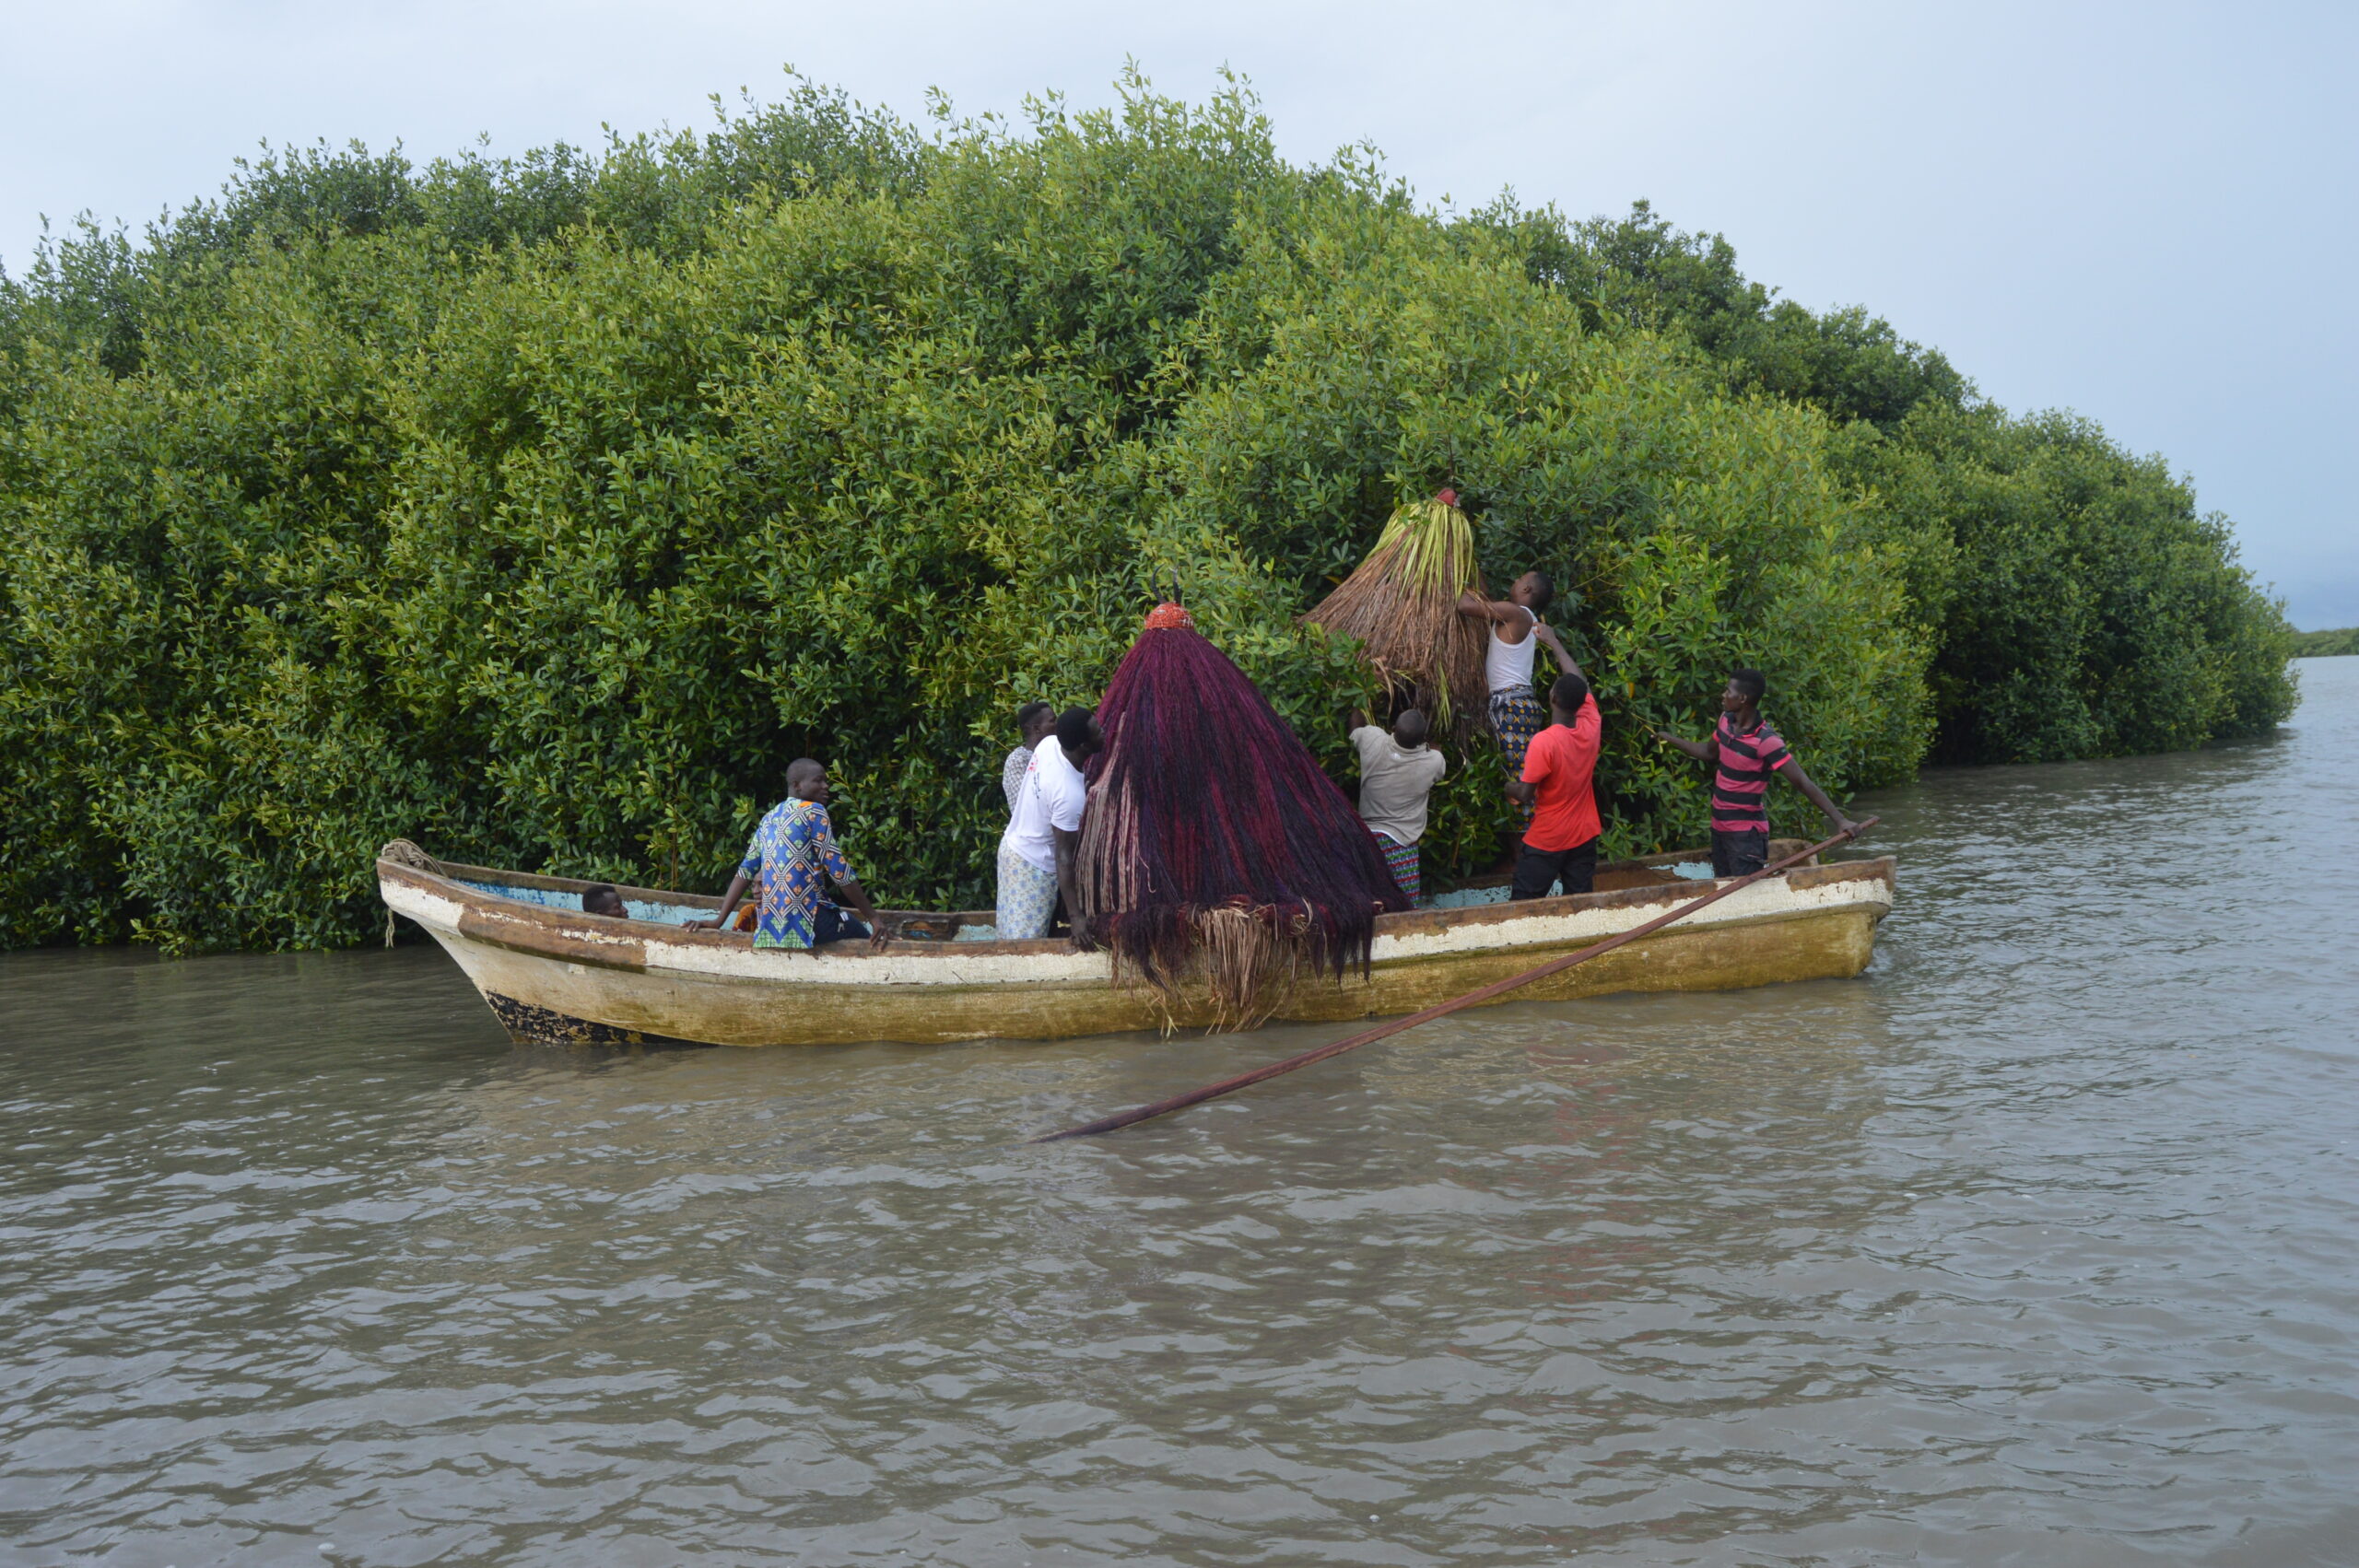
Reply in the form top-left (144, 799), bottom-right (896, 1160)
top-left (1143, 602), bottom-right (1195, 631)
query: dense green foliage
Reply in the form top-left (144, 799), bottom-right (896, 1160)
top-left (1470, 199), bottom-right (2296, 763)
top-left (1844, 404), bottom-right (2296, 761)
top-left (0, 76), bottom-right (2294, 952)
top-left (2291, 627), bottom-right (2359, 657)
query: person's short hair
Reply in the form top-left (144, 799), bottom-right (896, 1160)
top-left (1054, 707), bottom-right (1099, 755)
top-left (786, 756), bottom-right (825, 787)
top-left (581, 883), bottom-right (626, 917)
top-left (1730, 667), bottom-right (1766, 704)
top-left (1391, 708), bottom-right (1428, 746)
top-left (1551, 672), bottom-right (1590, 713)
top-left (1015, 700), bottom-right (1053, 735)
top-left (1524, 570), bottom-right (1555, 615)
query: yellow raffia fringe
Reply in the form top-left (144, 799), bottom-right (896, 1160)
top-left (1106, 900), bottom-right (1318, 1035)
top-left (1301, 494), bottom-right (1488, 731)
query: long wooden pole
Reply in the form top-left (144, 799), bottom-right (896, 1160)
top-left (1029, 819), bottom-right (1878, 1143)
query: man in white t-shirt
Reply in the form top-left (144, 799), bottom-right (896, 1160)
top-left (996, 707), bottom-right (1102, 940)
top-left (1350, 708), bottom-right (1447, 904)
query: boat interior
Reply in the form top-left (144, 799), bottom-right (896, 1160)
top-left (423, 842), bottom-right (1824, 943)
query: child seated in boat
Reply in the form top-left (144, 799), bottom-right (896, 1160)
top-left (687, 759), bottom-right (886, 949)
top-left (1651, 667), bottom-right (1858, 877)
top-left (581, 883), bottom-right (627, 919)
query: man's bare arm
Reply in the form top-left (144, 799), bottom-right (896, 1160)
top-left (1651, 729), bottom-right (1716, 763)
top-left (1778, 759), bottom-right (1858, 837)
top-left (1051, 825), bottom-right (1086, 947)
top-left (1456, 591), bottom-right (1528, 630)
top-left (831, 875), bottom-right (889, 947)
top-left (1532, 622), bottom-right (1580, 678)
top-left (687, 872), bottom-right (751, 931)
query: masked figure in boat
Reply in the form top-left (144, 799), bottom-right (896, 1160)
top-left (1072, 601), bottom-right (1412, 1027)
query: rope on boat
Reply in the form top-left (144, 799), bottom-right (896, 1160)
top-left (1028, 818), bottom-right (1878, 1143)
top-left (377, 839), bottom-right (446, 947)
top-left (378, 838), bottom-right (446, 875)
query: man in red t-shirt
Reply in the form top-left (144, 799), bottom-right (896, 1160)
top-left (1506, 672), bottom-right (1603, 899)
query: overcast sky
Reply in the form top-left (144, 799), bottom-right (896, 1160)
top-left (6, 1), bottom-right (2352, 626)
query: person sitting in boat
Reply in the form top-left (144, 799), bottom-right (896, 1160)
top-left (1506, 671), bottom-right (1604, 900)
top-left (1458, 572), bottom-right (1579, 823)
top-left (1002, 700), bottom-right (1055, 814)
top-left (997, 707), bottom-right (1102, 941)
top-left (581, 883), bottom-right (628, 919)
top-left (1652, 667), bottom-right (1858, 878)
top-left (1348, 706), bottom-right (1446, 905)
top-left (688, 758), bottom-right (885, 949)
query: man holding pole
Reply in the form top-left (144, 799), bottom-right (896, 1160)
top-left (1653, 667), bottom-right (1857, 877)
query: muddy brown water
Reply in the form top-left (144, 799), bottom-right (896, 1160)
top-left (5, 662), bottom-right (2355, 1566)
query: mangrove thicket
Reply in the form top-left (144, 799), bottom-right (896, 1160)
top-left (0, 74), bottom-right (2296, 952)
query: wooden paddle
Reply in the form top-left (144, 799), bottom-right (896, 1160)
top-left (1029, 818), bottom-right (1879, 1142)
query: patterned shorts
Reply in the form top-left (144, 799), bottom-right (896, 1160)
top-left (995, 843), bottom-right (1061, 941)
top-left (1489, 687), bottom-right (1547, 824)
top-left (1375, 832), bottom-right (1421, 905)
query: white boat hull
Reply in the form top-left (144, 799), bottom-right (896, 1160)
top-left (379, 848), bottom-right (1895, 1047)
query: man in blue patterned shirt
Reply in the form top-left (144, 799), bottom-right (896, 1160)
top-left (689, 759), bottom-right (883, 949)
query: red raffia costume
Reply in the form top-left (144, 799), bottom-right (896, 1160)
top-left (1075, 603), bottom-right (1412, 1028)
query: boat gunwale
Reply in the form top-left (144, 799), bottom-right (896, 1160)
top-left (379, 850), bottom-right (1896, 979)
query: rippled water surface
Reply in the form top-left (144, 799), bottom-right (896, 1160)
top-left (6, 663), bottom-right (2356, 1567)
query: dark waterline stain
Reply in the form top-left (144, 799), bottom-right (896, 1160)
top-left (4, 661), bottom-right (2355, 1566)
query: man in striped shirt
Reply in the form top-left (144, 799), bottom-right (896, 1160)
top-left (1652, 667), bottom-right (1857, 878)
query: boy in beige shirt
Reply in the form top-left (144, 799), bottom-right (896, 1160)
top-left (1349, 708), bottom-right (1447, 904)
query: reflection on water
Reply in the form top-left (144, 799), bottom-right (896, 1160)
top-left (4, 661), bottom-right (2356, 1566)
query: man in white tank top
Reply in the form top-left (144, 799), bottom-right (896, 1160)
top-left (1459, 571), bottom-right (1581, 831)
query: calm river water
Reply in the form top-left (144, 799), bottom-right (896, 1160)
top-left (5, 663), bottom-right (2355, 1567)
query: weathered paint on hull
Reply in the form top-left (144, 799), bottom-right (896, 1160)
top-left (1287, 905), bottom-right (1883, 1020)
top-left (381, 853), bottom-right (1892, 1048)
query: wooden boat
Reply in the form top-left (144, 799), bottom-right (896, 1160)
top-left (376, 839), bottom-right (1895, 1048)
